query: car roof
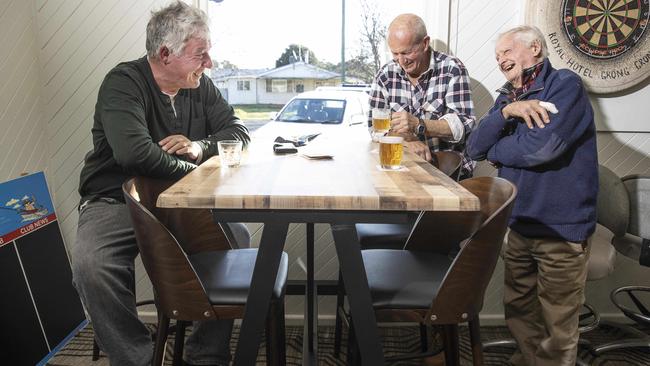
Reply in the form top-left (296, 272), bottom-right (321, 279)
top-left (290, 90), bottom-right (368, 101)
top-left (316, 85), bottom-right (370, 92)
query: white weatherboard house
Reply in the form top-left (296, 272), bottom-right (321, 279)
top-left (212, 61), bottom-right (341, 105)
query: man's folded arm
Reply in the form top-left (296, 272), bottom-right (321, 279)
top-left (101, 84), bottom-right (196, 179)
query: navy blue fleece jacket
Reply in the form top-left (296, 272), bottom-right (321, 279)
top-left (467, 59), bottom-right (598, 242)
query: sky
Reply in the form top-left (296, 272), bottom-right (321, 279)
top-left (208, 0), bottom-right (426, 69)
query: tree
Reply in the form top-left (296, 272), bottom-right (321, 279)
top-left (275, 44), bottom-right (319, 68)
top-left (213, 60), bottom-right (238, 70)
top-left (343, 54), bottom-right (376, 82)
top-left (358, 0), bottom-right (387, 75)
top-left (316, 56), bottom-right (374, 84)
top-left (313, 1), bottom-right (387, 84)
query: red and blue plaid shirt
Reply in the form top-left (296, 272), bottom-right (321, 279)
top-left (369, 49), bottom-right (476, 176)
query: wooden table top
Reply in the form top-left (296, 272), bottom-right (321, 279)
top-left (157, 124), bottom-right (479, 212)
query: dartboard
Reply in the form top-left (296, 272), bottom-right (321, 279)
top-left (562, 0), bottom-right (650, 59)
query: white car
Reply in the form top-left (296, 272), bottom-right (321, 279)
top-left (271, 88), bottom-right (369, 129)
top-left (253, 87), bottom-right (371, 146)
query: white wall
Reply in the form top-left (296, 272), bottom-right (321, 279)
top-left (0, 0), bottom-right (47, 182)
top-left (37, 0), bottom-right (170, 249)
top-left (0, 0), bottom-right (647, 322)
top-left (224, 78), bottom-right (258, 104)
top-left (34, 0), bottom-right (170, 308)
top-left (255, 79), bottom-right (292, 105)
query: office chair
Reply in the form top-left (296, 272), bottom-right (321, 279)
top-left (591, 174), bottom-right (650, 356)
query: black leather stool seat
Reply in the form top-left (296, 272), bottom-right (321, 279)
top-left (363, 249), bottom-right (453, 309)
top-left (356, 223), bottom-right (413, 250)
top-left (189, 248), bottom-right (288, 304)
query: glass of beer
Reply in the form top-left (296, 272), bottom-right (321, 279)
top-left (371, 108), bottom-right (391, 142)
top-left (379, 135), bottom-right (403, 170)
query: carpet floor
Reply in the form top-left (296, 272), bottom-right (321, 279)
top-left (46, 322), bottom-right (650, 365)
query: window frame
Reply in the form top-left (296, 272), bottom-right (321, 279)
top-left (237, 80), bottom-right (251, 91)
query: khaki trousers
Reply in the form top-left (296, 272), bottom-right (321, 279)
top-left (503, 230), bottom-right (591, 366)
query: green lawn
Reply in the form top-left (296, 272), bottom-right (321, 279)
top-left (233, 104), bottom-right (283, 120)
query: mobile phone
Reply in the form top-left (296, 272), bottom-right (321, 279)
top-left (273, 143), bottom-right (298, 154)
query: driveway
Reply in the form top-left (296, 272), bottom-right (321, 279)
top-left (242, 120), bottom-right (269, 133)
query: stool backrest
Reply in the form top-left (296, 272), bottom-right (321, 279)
top-left (123, 177), bottom-right (218, 320)
top-left (598, 165), bottom-right (630, 237)
top-left (622, 175), bottom-right (650, 239)
top-left (427, 176), bottom-right (517, 324)
top-left (432, 150), bottom-right (463, 181)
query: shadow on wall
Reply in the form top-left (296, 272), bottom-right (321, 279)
top-left (431, 40), bottom-right (496, 119)
top-left (590, 76), bottom-right (650, 132)
top-left (470, 76), bottom-right (496, 122)
top-left (469, 76), bottom-right (498, 178)
top-left (597, 129), bottom-right (649, 176)
top-left (590, 76), bottom-right (650, 177)
top-left (432, 40), bottom-right (498, 177)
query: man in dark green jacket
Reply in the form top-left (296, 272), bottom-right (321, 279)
top-left (71, 3), bottom-right (248, 366)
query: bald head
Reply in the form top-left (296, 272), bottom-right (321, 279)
top-left (387, 14), bottom-right (431, 79)
top-left (388, 14), bottom-right (428, 44)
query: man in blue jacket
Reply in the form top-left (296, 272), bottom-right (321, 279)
top-left (467, 26), bottom-right (597, 366)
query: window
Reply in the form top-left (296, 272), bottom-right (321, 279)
top-left (276, 98), bottom-right (346, 124)
top-left (207, 0), bottom-right (432, 83)
top-left (272, 79), bottom-right (287, 93)
top-left (237, 80), bottom-right (250, 91)
top-left (295, 81), bottom-right (304, 93)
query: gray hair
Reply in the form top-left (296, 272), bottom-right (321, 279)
top-left (146, 1), bottom-right (210, 59)
top-left (498, 25), bottom-right (549, 58)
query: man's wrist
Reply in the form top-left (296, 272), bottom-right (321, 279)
top-left (191, 141), bottom-right (203, 163)
top-left (416, 118), bottom-right (426, 136)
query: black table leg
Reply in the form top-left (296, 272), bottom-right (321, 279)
top-left (331, 223), bottom-right (385, 366)
top-left (303, 223), bottom-right (318, 365)
top-left (233, 220), bottom-right (289, 366)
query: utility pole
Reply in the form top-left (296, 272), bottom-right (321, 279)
top-left (341, 0), bottom-right (346, 83)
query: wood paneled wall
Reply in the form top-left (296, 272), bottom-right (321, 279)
top-left (36, 0), bottom-right (169, 246)
top-left (0, 0), bottom-right (47, 182)
top-left (33, 0), bottom-right (169, 311)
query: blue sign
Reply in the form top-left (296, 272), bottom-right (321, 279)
top-left (0, 172), bottom-right (57, 245)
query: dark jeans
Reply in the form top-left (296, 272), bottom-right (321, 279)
top-left (71, 199), bottom-right (232, 366)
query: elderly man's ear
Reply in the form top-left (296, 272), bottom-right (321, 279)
top-left (531, 41), bottom-right (542, 58)
top-left (159, 46), bottom-right (171, 65)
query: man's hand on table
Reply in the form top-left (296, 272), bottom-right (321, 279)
top-left (159, 134), bottom-right (201, 161)
top-left (404, 140), bottom-right (432, 162)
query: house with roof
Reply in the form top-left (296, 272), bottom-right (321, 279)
top-left (211, 61), bottom-right (342, 105)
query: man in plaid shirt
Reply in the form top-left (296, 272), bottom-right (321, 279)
top-left (370, 13), bottom-right (475, 178)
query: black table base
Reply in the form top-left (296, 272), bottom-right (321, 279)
top-left (213, 209), bottom-right (414, 366)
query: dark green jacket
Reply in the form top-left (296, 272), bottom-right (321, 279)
top-left (78, 57), bottom-right (249, 203)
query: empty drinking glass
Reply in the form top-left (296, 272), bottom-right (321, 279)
top-left (217, 140), bottom-right (243, 168)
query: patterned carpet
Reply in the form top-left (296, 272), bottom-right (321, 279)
top-left (47, 322), bottom-right (650, 365)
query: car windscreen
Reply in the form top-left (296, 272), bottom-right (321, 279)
top-left (276, 98), bottom-right (346, 124)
